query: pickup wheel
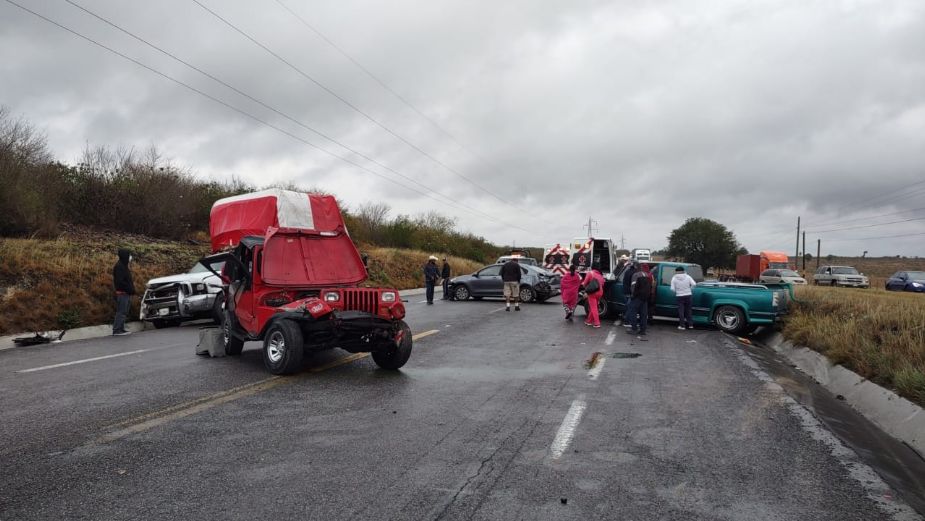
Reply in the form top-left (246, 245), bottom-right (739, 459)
top-left (372, 321), bottom-right (413, 370)
top-left (714, 305), bottom-right (748, 335)
top-left (222, 309), bottom-right (244, 356)
top-left (262, 319), bottom-right (304, 375)
top-left (454, 285), bottom-right (471, 301)
top-left (582, 297), bottom-right (608, 318)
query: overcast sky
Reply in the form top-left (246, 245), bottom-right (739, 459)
top-left (2, 0), bottom-right (924, 256)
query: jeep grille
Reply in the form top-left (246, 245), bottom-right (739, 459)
top-left (342, 289), bottom-right (379, 314)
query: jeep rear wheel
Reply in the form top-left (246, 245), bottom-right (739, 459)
top-left (714, 305), bottom-right (747, 335)
top-left (222, 309), bottom-right (244, 356)
top-left (372, 321), bottom-right (413, 370)
top-left (262, 320), bottom-right (304, 375)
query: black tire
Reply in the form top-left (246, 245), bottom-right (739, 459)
top-left (211, 293), bottom-right (224, 325)
top-left (222, 309), bottom-right (244, 356)
top-left (152, 319), bottom-right (169, 329)
top-left (830, 280), bottom-right (837, 287)
top-left (581, 296), bottom-right (607, 317)
top-left (152, 318), bottom-right (181, 329)
top-left (262, 319), bottom-right (304, 375)
top-left (372, 321), bottom-right (413, 370)
top-left (714, 305), bottom-right (748, 335)
top-left (454, 285), bottom-right (471, 301)
top-left (519, 286), bottom-right (536, 303)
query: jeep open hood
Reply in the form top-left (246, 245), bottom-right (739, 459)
top-left (260, 227), bottom-right (368, 286)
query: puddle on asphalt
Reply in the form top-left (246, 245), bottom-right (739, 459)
top-left (611, 352), bottom-right (642, 359)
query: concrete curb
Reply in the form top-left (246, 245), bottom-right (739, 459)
top-left (0, 286), bottom-right (439, 352)
top-left (757, 330), bottom-right (925, 457)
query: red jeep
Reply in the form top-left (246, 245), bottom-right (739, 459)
top-left (200, 190), bottom-right (412, 374)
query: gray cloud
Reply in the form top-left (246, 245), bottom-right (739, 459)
top-left (1, 0), bottom-right (923, 256)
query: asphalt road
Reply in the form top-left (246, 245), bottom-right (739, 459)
top-left (1, 296), bottom-right (923, 520)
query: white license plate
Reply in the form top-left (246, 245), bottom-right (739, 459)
top-left (158, 308), bottom-right (170, 316)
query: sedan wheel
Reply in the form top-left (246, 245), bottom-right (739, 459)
top-left (519, 286), bottom-right (535, 303)
top-left (454, 285), bottom-right (471, 301)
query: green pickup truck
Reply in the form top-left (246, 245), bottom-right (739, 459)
top-left (590, 261), bottom-right (789, 335)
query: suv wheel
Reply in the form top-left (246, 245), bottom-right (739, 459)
top-left (372, 321), bottom-right (413, 370)
top-left (211, 293), bottom-right (224, 325)
top-left (222, 309), bottom-right (244, 356)
top-left (714, 305), bottom-right (747, 335)
top-left (830, 280), bottom-right (837, 287)
top-left (454, 285), bottom-right (471, 301)
top-left (262, 319), bottom-right (304, 375)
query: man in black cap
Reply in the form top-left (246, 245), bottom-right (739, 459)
top-left (441, 258), bottom-right (451, 300)
top-left (112, 248), bottom-right (135, 336)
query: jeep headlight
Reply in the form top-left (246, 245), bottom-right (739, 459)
top-left (381, 291), bottom-right (396, 302)
top-left (195, 283), bottom-right (204, 291)
top-left (324, 291), bottom-right (340, 302)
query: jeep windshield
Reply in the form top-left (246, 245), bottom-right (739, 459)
top-left (189, 260), bottom-right (225, 274)
top-left (261, 232), bottom-right (367, 286)
top-left (833, 267), bottom-right (859, 275)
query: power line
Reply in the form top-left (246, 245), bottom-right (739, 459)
top-left (805, 205), bottom-right (925, 229)
top-left (191, 0), bottom-right (522, 209)
top-left (271, 0), bottom-right (541, 219)
top-left (61, 0), bottom-right (528, 234)
top-left (4, 0), bottom-right (538, 235)
top-left (824, 231), bottom-right (925, 242)
top-left (829, 178), bottom-right (925, 216)
top-left (806, 216), bottom-right (925, 234)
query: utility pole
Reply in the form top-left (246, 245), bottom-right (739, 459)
top-left (620, 234), bottom-right (626, 250)
top-left (583, 217), bottom-right (598, 237)
top-left (802, 231), bottom-right (806, 271)
top-left (795, 216), bottom-right (801, 270)
top-left (816, 239), bottom-right (821, 269)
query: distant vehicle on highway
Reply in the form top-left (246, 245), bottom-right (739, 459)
top-left (632, 248), bottom-right (651, 262)
top-left (449, 263), bottom-right (560, 303)
top-left (759, 269), bottom-right (807, 285)
top-left (495, 255), bottom-right (538, 266)
top-left (813, 265), bottom-right (870, 288)
top-left (736, 251), bottom-right (790, 282)
top-left (885, 271), bottom-right (925, 292)
top-left (140, 260), bottom-right (225, 329)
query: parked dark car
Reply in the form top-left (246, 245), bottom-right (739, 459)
top-left (885, 271), bottom-right (925, 292)
top-left (449, 264), bottom-right (560, 303)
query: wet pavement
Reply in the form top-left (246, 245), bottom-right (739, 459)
top-left (1, 297), bottom-right (923, 520)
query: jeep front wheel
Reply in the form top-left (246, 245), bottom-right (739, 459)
top-left (262, 320), bottom-right (304, 375)
top-left (222, 309), bottom-right (244, 356)
top-left (372, 321), bottom-right (413, 370)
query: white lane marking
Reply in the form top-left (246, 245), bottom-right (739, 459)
top-left (587, 357), bottom-right (606, 380)
top-left (17, 349), bottom-right (153, 373)
top-left (729, 342), bottom-right (921, 521)
top-left (550, 394), bottom-right (587, 459)
top-left (605, 330), bottom-right (616, 345)
top-left (488, 307), bottom-right (507, 314)
top-left (417, 300), bottom-right (428, 303)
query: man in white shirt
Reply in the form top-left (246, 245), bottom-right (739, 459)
top-left (670, 266), bottom-right (697, 330)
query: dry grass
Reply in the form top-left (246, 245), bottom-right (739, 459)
top-left (0, 235), bottom-right (488, 335)
top-left (783, 285), bottom-right (925, 406)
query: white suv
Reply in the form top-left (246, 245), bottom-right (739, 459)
top-left (813, 265), bottom-right (869, 288)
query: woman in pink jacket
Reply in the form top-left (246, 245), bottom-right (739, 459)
top-left (582, 263), bottom-right (605, 328)
top-left (560, 264), bottom-right (582, 321)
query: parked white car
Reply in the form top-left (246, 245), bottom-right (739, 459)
top-left (140, 261), bottom-right (225, 328)
top-left (759, 269), bottom-right (807, 285)
top-left (812, 265), bottom-right (869, 288)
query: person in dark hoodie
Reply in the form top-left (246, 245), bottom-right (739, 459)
top-left (441, 258), bottom-right (451, 300)
top-left (112, 248), bottom-right (135, 336)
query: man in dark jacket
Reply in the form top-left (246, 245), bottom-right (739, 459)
top-left (440, 258), bottom-right (451, 300)
top-left (626, 264), bottom-right (651, 338)
top-left (112, 248), bottom-right (135, 336)
top-left (500, 257), bottom-right (522, 312)
top-left (424, 256), bottom-right (440, 305)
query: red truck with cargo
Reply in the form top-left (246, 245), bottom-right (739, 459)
top-left (735, 251), bottom-right (791, 283)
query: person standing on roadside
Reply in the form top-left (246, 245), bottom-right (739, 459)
top-left (582, 262), bottom-right (605, 328)
top-left (626, 263), bottom-right (652, 338)
top-left (560, 264), bottom-right (582, 321)
top-left (441, 257), bottom-right (451, 300)
top-left (671, 266), bottom-right (697, 329)
top-left (621, 260), bottom-right (637, 328)
top-left (424, 256), bottom-right (439, 305)
top-left (112, 248), bottom-right (135, 336)
top-left (500, 257), bottom-right (522, 311)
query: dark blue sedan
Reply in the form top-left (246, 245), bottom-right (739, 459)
top-left (885, 271), bottom-right (925, 292)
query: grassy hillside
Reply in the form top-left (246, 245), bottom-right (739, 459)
top-left (783, 285), bottom-right (925, 407)
top-left (0, 230), bottom-right (487, 335)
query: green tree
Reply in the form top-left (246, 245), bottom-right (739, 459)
top-left (666, 218), bottom-right (742, 270)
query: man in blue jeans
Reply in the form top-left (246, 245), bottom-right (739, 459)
top-left (670, 265), bottom-right (697, 329)
top-left (112, 248), bottom-right (135, 336)
top-left (626, 264), bottom-right (651, 338)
